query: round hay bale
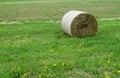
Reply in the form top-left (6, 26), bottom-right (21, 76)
top-left (61, 10), bottom-right (98, 37)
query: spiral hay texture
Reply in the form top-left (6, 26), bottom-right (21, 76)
top-left (61, 10), bottom-right (98, 37)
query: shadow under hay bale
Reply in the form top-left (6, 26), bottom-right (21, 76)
top-left (61, 10), bottom-right (98, 37)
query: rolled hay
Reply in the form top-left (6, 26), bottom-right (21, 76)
top-left (61, 10), bottom-right (98, 37)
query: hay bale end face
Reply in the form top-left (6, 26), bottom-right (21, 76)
top-left (61, 10), bottom-right (98, 37)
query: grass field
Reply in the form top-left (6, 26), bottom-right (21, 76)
top-left (0, 0), bottom-right (120, 78)
top-left (0, 0), bottom-right (120, 21)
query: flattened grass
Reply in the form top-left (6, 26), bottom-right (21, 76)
top-left (0, 0), bottom-right (120, 21)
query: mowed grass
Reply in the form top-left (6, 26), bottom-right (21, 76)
top-left (0, 20), bottom-right (120, 78)
top-left (0, 0), bottom-right (120, 78)
top-left (0, 0), bottom-right (120, 21)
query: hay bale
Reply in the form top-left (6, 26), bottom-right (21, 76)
top-left (61, 10), bottom-right (98, 37)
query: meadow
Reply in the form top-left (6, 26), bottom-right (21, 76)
top-left (0, 0), bottom-right (120, 78)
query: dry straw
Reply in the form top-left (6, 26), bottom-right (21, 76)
top-left (61, 10), bottom-right (98, 37)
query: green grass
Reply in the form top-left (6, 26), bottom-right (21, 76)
top-left (0, 0), bottom-right (120, 78)
top-left (0, 20), bottom-right (120, 78)
top-left (0, 0), bottom-right (120, 21)
top-left (0, 0), bottom-right (35, 2)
